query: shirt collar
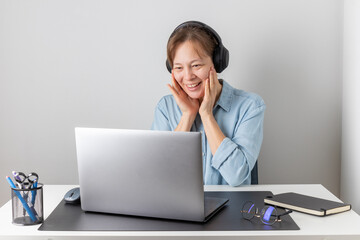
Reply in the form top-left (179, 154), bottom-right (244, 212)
top-left (215, 79), bottom-right (233, 112)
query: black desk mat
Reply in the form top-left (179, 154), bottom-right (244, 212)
top-left (38, 191), bottom-right (299, 231)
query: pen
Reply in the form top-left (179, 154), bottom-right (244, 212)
top-left (5, 176), bottom-right (37, 222)
top-left (31, 179), bottom-right (38, 205)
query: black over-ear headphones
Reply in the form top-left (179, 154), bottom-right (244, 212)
top-left (166, 21), bottom-right (229, 73)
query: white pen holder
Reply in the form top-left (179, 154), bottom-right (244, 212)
top-left (11, 183), bottom-right (44, 225)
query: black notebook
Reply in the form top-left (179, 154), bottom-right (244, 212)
top-left (264, 192), bottom-right (351, 216)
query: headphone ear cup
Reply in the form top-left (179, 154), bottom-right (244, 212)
top-left (212, 47), bottom-right (222, 73)
top-left (213, 46), bottom-right (229, 73)
top-left (166, 60), bottom-right (172, 73)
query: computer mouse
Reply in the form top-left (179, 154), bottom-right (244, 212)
top-left (64, 187), bottom-right (81, 204)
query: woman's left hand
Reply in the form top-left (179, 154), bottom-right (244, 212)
top-left (199, 67), bottom-right (221, 117)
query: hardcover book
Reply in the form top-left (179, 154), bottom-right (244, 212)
top-left (264, 192), bottom-right (351, 216)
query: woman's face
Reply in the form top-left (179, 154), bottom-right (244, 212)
top-left (172, 40), bottom-right (213, 99)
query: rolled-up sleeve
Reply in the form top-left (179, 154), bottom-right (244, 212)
top-left (211, 104), bottom-right (266, 186)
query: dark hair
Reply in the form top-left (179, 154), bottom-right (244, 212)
top-left (166, 25), bottom-right (217, 69)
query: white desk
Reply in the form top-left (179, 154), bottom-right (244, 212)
top-left (0, 184), bottom-right (359, 240)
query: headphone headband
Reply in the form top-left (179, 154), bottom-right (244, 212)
top-left (166, 21), bottom-right (229, 73)
top-left (170, 21), bottom-right (222, 45)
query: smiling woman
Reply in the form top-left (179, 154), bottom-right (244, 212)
top-left (151, 21), bottom-right (266, 186)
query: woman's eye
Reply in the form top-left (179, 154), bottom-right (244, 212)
top-left (192, 64), bottom-right (201, 68)
top-left (174, 66), bottom-right (182, 70)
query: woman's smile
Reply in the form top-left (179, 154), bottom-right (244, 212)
top-left (186, 81), bottom-right (202, 91)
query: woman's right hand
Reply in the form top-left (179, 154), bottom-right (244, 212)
top-left (167, 71), bottom-right (199, 118)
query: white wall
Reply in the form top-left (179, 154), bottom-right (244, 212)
top-left (0, 0), bottom-right (343, 206)
top-left (341, 0), bottom-right (360, 214)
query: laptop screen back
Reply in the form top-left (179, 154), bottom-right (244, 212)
top-left (75, 128), bottom-right (205, 221)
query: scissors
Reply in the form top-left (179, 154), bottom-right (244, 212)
top-left (12, 171), bottom-right (39, 217)
top-left (12, 171), bottom-right (38, 189)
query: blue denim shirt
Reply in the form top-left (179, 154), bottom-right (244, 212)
top-left (151, 80), bottom-right (265, 186)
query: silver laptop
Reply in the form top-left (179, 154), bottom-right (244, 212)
top-left (75, 127), bottom-right (228, 222)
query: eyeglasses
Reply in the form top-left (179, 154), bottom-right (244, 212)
top-left (241, 201), bottom-right (292, 225)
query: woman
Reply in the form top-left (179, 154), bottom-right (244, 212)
top-left (151, 21), bottom-right (265, 186)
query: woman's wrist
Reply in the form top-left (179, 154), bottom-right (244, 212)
top-left (199, 110), bottom-right (213, 121)
top-left (183, 111), bottom-right (197, 119)
top-left (200, 112), bottom-right (226, 155)
top-left (175, 112), bottom-right (197, 132)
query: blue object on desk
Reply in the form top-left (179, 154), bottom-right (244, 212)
top-left (31, 180), bottom-right (38, 205)
top-left (5, 176), bottom-right (37, 222)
